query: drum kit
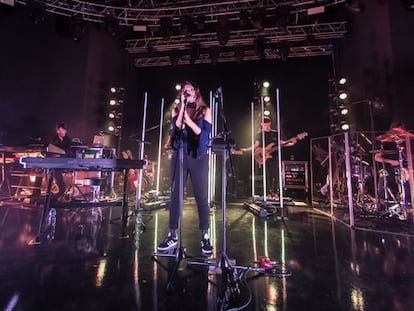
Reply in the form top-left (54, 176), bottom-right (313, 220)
top-left (353, 128), bottom-right (414, 220)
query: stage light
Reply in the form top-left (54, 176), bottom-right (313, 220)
top-left (263, 81), bottom-right (270, 88)
top-left (345, 0), bottom-right (365, 13)
top-left (174, 98), bottom-right (180, 104)
top-left (209, 47), bottom-right (220, 65)
top-left (175, 84), bottom-right (181, 91)
top-left (110, 87), bottom-right (116, 93)
top-left (30, 3), bottom-right (45, 25)
top-left (340, 106), bottom-right (349, 115)
top-left (217, 16), bottom-right (230, 46)
top-left (180, 15), bottom-right (193, 36)
top-left (190, 41), bottom-right (201, 64)
top-left (278, 42), bottom-right (290, 62)
top-left (109, 99), bottom-right (117, 106)
top-left (341, 123), bottom-right (350, 131)
top-left (69, 17), bottom-right (84, 42)
top-left (251, 8), bottom-right (264, 31)
top-left (104, 15), bottom-right (118, 36)
top-left (196, 15), bottom-right (206, 31)
top-left (254, 38), bottom-right (266, 60)
top-left (30, 175), bottom-right (37, 183)
top-left (239, 10), bottom-right (249, 27)
top-left (264, 110), bottom-right (271, 116)
top-left (108, 112), bottom-right (116, 119)
top-left (159, 17), bottom-right (173, 39)
top-left (339, 92), bottom-right (348, 100)
top-left (274, 6), bottom-right (291, 28)
top-left (146, 41), bottom-right (154, 54)
top-left (339, 77), bottom-right (347, 85)
top-left (108, 123), bottom-right (115, 132)
top-left (170, 52), bottom-right (181, 67)
top-left (264, 96), bottom-right (271, 103)
top-left (234, 46), bottom-right (245, 64)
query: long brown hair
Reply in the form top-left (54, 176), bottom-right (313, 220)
top-left (174, 81), bottom-right (208, 121)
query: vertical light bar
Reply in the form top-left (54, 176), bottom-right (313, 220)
top-left (264, 220), bottom-right (269, 258)
top-left (152, 212), bottom-right (158, 310)
top-left (252, 216), bottom-right (257, 262)
top-left (344, 132), bottom-right (354, 226)
top-left (328, 136), bottom-right (334, 215)
top-left (261, 96), bottom-right (267, 201)
top-left (155, 98), bottom-right (164, 197)
top-left (310, 138), bottom-right (315, 205)
top-left (251, 101), bottom-right (255, 198)
top-left (208, 92), bottom-right (213, 205)
top-left (406, 136), bottom-right (414, 221)
top-left (208, 91), bottom-right (218, 205)
top-left (136, 92), bottom-right (148, 209)
top-left (276, 88), bottom-right (284, 211)
top-left (210, 208), bottom-right (217, 258)
top-left (212, 97), bottom-right (218, 201)
top-left (281, 227), bottom-right (287, 307)
top-left (281, 228), bottom-right (285, 264)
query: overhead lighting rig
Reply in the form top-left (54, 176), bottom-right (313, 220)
top-left (15, 0), bottom-right (349, 66)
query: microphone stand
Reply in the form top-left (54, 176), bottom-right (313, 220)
top-left (188, 88), bottom-right (253, 310)
top-left (152, 94), bottom-right (198, 292)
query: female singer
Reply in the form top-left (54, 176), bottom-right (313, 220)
top-left (158, 81), bottom-right (213, 255)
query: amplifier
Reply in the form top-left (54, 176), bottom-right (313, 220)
top-left (282, 160), bottom-right (308, 190)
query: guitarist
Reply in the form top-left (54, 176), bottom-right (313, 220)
top-left (240, 117), bottom-right (298, 197)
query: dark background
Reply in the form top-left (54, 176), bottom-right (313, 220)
top-left (1, 1), bottom-right (413, 161)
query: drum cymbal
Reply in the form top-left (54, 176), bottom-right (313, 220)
top-left (396, 132), bottom-right (414, 139)
top-left (376, 133), bottom-right (400, 142)
top-left (368, 149), bottom-right (398, 155)
top-left (376, 130), bottom-right (414, 142)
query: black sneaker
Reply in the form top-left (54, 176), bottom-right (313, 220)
top-left (201, 233), bottom-right (213, 255)
top-left (157, 234), bottom-right (178, 252)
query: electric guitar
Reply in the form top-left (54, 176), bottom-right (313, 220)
top-left (254, 132), bottom-right (308, 165)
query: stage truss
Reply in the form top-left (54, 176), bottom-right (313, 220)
top-left (15, 0), bottom-right (347, 25)
top-left (15, 0), bottom-right (348, 67)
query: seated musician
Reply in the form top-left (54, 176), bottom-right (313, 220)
top-left (51, 123), bottom-right (72, 154)
top-left (51, 123), bottom-right (72, 199)
top-left (240, 117), bottom-right (297, 198)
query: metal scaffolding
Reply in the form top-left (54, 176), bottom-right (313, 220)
top-left (15, 0), bottom-right (348, 67)
top-left (16, 0), bottom-right (346, 25)
top-left (126, 22), bottom-right (347, 52)
top-left (133, 44), bottom-right (334, 67)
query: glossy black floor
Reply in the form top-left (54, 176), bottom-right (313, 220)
top-left (1, 198), bottom-right (414, 311)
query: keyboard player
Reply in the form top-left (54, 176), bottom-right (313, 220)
top-left (51, 123), bottom-right (72, 154)
top-left (50, 123), bottom-right (72, 199)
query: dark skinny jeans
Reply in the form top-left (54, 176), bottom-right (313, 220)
top-left (169, 152), bottom-right (209, 231)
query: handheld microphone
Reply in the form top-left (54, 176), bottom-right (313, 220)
top-left (183, 90), bottom-right (190, 98)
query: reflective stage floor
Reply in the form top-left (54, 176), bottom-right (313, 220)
top-left (0, 199), bottom-right (414, 311)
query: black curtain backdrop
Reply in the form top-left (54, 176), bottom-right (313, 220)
top-left (0, 5), bottom-right (127, 146)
